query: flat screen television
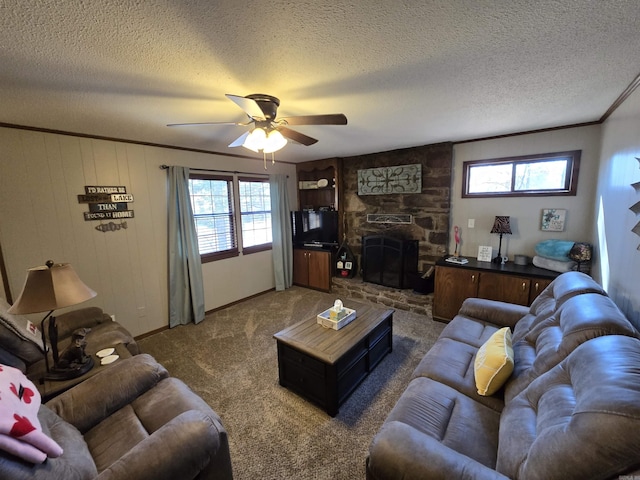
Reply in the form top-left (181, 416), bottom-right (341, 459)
top-left (291, 210), bottom-right (339, 247)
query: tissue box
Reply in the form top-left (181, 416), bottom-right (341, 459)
top-left (317, 307), bottom-right (357, 330)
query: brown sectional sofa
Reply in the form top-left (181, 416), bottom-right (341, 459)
top-left (367, 271), bottom-right (640, 479)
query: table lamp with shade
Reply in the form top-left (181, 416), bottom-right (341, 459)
top-left (8, 260), bottom-right (97, 380)
top-left (568, 242), bottom-right (593, 274)
top-left (490, 216), bottom-right (512, 264)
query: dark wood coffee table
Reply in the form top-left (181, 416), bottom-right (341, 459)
top-left (273, 301), bottom-right (394, 416)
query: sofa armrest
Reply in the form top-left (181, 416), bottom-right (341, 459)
top-left (46, 354), bottom-right (169, 433)
top-left (54, 307), bottom-right (112, 339)
top-left (96, 410), bottom-right (233, 480)
top-left (458, 298), bottom-right (528, 329)
top-left (367, 422), bottom-right (509, 480)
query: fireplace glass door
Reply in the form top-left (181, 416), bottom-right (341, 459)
top-left (361, 235), bottom-right (418, 289)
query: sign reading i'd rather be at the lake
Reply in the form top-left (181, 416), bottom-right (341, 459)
top-left (78, 186), bottom-right (135, 221)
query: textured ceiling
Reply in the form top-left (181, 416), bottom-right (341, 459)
top-left (1, 1), bottom-right (639, 163)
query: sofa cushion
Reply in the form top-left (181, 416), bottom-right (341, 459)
top-left (86, 376), bottom-right (231, 479)
top-left (0, 349), bottom-right (26, 373)
top-left (0, 322), bottom-right (44, 367)
top-left (84, 404), bottom-right (148, 472)
top-left (82, 321), bottom-right (140, 357)
top-left (0, 298), bottom-right (44, 351)
top-left (373, 377), bottom-right (502, 471)
top-left (438, 315), bottom-right (500, 348)
top-left (474, 327), bottom-right (514, 396)
top-left (132, 377), bottom-right (224, 434)
top-left (526, 271), bottom-right (606, 321)
top-left (505, 293), bottom-right (639, 402)
top-left (411, 337), bottom-right (505, 411)
top-left (497, 335), bottom-right (640, 479)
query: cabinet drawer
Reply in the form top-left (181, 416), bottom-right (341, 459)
top-left (279, 344), bottom-right (325, 377)
top-left (369, 331), bottom-right (392, 369)
top-left (337, 355), bottom-right (368, 403)
top-left (336, 339), bottom-right (367, 373)
top-left (369, 317), bottom-right (392, 346)
top-left (281, 360), bottom-right (326, 404)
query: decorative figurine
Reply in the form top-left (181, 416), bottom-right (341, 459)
top-left (57, 328), bottom-right (92, 369)
top-left (46, 327), bottom-right (95, 380)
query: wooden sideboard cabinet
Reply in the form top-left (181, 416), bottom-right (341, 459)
top-left (433, 258), bottom-right (558, 322)
top-left (293, 248), bottom-right (332, 292)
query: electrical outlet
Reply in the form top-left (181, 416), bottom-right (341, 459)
top-left (110, 314), bottom-right (116, 322)
top-left (468, 219), bottom-right (475, 228)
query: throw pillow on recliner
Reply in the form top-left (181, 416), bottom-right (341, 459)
top-left (474, 327), bottom-right (514, 396)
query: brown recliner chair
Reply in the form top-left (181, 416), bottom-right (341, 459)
top-left (0, 353), bottom-right (233, 480)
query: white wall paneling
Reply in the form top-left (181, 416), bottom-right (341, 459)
top-left (0, 127), bottom-right (297, 337)
top-left (451, 125), bottom-right (601, 261)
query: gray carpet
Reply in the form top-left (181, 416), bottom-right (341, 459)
top-left (138, 286), bottom-right (444, 480)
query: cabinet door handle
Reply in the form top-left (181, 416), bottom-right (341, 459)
top-left (471, 274), bottom-right (476, 283)
top-left (534, 282), bottom-right (540, 292)
top-left (522, 282), bottom-right (527, 291)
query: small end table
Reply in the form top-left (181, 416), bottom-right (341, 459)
top-left (37, 342), bottom-right (132, 401)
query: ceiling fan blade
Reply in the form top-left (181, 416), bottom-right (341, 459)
top-left (226, 94), bottom-right (266, 121)
top-left (278, 127), bottom-right (318, 146)
top-left (167, 121), bottom-right (252, 127)
top-left (278, 114), bottom-right (347, 126)
top-left (228, 131), bottom-right (250, 148)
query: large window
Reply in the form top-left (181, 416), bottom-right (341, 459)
top-left (239, 177), bottom-right (272, 254)
top-left (462, 150), bottom-right (581, 198)
top-left (188, 173), bottom-right (271, 263)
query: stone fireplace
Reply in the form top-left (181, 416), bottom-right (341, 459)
top-left (340, 143), bottom-right (452, 274)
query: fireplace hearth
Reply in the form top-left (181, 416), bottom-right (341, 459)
top-left (361, 235), bottom-right (418, 289)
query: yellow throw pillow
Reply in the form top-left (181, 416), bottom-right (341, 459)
top-left (474, 327), bottom-right (514, 396)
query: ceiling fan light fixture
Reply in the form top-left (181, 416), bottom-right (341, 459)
top-left (263, 129), bottom-right (287, 154)
top-left (242, 127), bottom-right (267, 152)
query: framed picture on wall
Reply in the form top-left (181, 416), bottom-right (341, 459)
top-left (541, 208), bottom-right (566, 232)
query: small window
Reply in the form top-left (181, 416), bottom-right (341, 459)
top-left (462, 150), bottom-right (581, 198)
top-left (238, 177), bottom-right (272, 254)
top-left (189, 174), bottom-right (238, 262)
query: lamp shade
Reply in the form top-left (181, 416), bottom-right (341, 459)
top-left (8, 261), bottom-right (96, 314)
top-left (568, 242), bottom-right (592, 262)
top-left (490, 216), bottom-right (512, 235)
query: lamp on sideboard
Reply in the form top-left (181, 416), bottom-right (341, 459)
top-left (490, 216), bottom-right (512, 264)
top-left (568, 242), bottom-right (593, 274)
top-left (8, 260), bottom-right (97, 380)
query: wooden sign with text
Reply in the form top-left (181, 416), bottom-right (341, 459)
top-left (79, 185), bottom-right (135, 228)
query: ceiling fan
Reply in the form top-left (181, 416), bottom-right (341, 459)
top-left (167, 93), bottom-right (348, 156)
